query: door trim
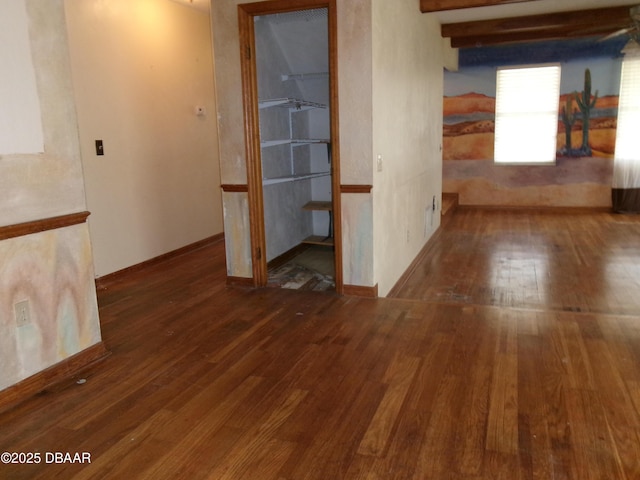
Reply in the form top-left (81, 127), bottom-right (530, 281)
top-left (238, 0), bottom-right (343, 294)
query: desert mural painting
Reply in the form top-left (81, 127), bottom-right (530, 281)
top-left (443, 38), bottom-right (628, 207)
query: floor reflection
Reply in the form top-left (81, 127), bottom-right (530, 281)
top-left (392, 209), bottom-right (640, 315)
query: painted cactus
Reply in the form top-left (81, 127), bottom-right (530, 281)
top-left (575, 68), bottom-right (598, 156)
top-left (561, 95), bottom-right (577, 151)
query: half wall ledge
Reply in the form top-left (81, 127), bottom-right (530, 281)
top-left (0, 211), bottom-right (90, 241)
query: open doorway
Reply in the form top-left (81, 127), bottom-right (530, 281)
top-left (238, 0), bottom-right (342, 293)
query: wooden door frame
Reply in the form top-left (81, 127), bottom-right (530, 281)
top-left (238, 0), bottom-right (343, 294)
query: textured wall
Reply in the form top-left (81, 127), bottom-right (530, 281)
top-left (211, 1), bottom-right (250, 186)
top-left (0, 0), bottom-right (102, 391)
top-left (0, 1), bottom-right (87, 225)
top-left (336, 0), bottom-right (373, 185)
top-left (371, 0), bottom-right (445, 296)
top-left (0, 1), bottom-right (43, 154)
top-left (0, 226), bottom-right (101, 391)
top-left (341, 194), bottom-right (374, 287)
top-left (211, 1), bottom-right (252, 278)
top-left (221, 191), bottom-right (253, 278)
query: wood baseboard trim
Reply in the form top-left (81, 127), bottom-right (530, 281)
top-left (226, 276), bottom-right (255, 287)
top-left (267, 243), bottom-right (311, 270)
top-left (0, 211), bottom-right (90, 242)
top-left (388, 228), bottom-right (444, 298)
top-left (457, 204), bottom-right (613, 214)
top-left (221, 184), bottom-right (249, 193)
top-left (343, 283), bottom-right (378, 298)
top-left (341, 184), bottom-right (373, 194)
top-left (442, 192), bottom-right (459, 208)
top-left (96, 233), bottom-right (224, 290)
top-left (441, 192), bottom-right (459, 220)
top-left (0, 342), bottom-right (110, 414)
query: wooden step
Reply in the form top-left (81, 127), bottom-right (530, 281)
top-left (442, 192), bottom-right (459, 218)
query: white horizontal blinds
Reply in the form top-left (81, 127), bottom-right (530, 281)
top-left (614, 52), bottom-right (640, 163)
top-left (494, 65), bottom-right (561, 164)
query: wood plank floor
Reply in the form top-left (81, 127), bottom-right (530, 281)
top-left (1, 210), bottom-right (640, 479)
top-left (392, 208), bottom-right (640, 315)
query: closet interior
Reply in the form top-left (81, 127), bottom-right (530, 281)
top-left (254, 8), bottom-right (334, 291)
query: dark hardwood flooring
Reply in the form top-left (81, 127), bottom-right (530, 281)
top-left (1, 209), bottom-right (640, 479)
top-left (392, 208), bottom-right (640, 315)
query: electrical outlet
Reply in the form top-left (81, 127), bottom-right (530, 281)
top-left (14, 300), bottom-right (31, 327)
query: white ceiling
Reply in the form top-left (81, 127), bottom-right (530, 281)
top-left (434, 0), bottom-right (639, 24)
top-left (170, 1), bottom-right (640, 24)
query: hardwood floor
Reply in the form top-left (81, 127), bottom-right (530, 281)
top-left (392, 208), bottom-right (640, 315)
top-left (1, 210), bottom-right (640, 479)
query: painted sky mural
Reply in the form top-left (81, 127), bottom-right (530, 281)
top-left (443, 37), bottom-right (629, 207)
top-left (444, 38), bottom-right (625, 161)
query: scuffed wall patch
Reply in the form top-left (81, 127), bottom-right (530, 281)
top-left (222, 191), bottom-right (253, 278)
top-left (342, 193), bottom-right (374, 287)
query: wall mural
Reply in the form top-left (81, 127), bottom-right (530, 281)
top-left (443, 38), bottom-right (626, 207)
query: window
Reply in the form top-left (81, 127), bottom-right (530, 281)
top-left (614, 47), bottom-right (640, 164)
top-left (494, 64), bottom-right (561, 164)
top-left (612, 42), bottom-right (640, 212)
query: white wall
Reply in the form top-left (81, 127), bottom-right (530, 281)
top-left (371, 0), bottom-right (445, 296)
top-left (65, 0), bottom-right (223, 277)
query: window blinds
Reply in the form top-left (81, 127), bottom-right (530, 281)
top-left (614, 52), bottom-right (640, 165)
top-left (494, 65), bottom-right (561, 164)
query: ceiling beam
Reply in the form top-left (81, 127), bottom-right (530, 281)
top-left (441, 6), bottom-right (633, 47)
top-left (421, 0), bottom-right (541, 13)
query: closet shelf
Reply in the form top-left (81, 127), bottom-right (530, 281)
top-left (303, 201), bottom-right (332, 211)
top-left (302, 201), bottom-right (333, 247)
top-left (261, 139), bottom-right (330, 148)
top-left (301, 235), bottom-right (334, 247)
top-left (258, 97), bottom-right (327, 111)
top-left (281, 72), bottom-right (329, 82)
top-left (263, 172), bottom-right (330, 186)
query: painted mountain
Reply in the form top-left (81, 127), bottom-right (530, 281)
top-left (443, 92), bottom-right (618, 161)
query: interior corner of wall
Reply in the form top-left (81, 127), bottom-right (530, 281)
top-left (442, 38), bottom-right (459, 72)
